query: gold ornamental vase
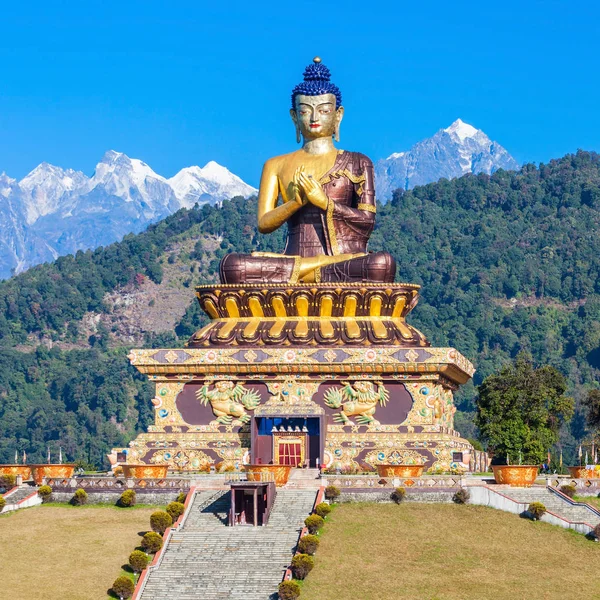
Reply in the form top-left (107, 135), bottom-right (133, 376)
top-left (492, 465), bottom-right (539, 487)
top-left (121, 464), bottom-right (169, 479)
top-left (376, 464), bottom-right (424, 478)
top-left (0, 465), bottom-right (33, 481)
top-left (568, 466), bottom-right (599, 479)
top-left (29, 464), bottom-right (75, 485)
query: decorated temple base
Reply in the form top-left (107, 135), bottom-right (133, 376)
top-left (117, 283), bottom-right (484, 474)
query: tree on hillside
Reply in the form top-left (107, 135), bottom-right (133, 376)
top-left (475, 353), bottom-right (574, 464)
top-left (583, 389), bottom-right (600, 446)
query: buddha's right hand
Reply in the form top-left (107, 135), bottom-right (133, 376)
top-left (286, 167), bottom-right (307, 206)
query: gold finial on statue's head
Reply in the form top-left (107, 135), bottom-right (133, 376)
top-left (313, 56), bottom-right (321, 63)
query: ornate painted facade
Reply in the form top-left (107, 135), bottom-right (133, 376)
top-left (121, 290), bottom-right (478, 473)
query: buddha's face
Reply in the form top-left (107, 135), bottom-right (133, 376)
top-left (291, 93), bottom-right (344, 141)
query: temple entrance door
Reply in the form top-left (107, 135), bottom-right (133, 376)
top-left (274, 434), bottom-right (306, 467)
top-left (252, 417), bottom-right (321, 467)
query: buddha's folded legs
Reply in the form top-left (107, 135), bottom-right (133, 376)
top-left (318, 251), bottom-right (396, 283)
top-left (220, 251), bottom-right (396, 284)
top-left (220, 253), bottom-right (297, 284)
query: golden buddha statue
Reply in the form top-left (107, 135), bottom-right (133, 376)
top-left (220, 57), bottom-right (396, 284)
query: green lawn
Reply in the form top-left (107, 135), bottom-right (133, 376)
top-left (300, 503), bottom-right (600, 600)
top-left (0, 504), bottom-right (158, 600)
top-left (575, 495), bottom-right (600, 510)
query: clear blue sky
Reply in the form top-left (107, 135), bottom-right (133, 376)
top-left (1, 1), bottom-right (599, 186)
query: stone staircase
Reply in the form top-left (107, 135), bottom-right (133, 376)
top-left (285, 468), bottom-right (321, 489)
top-left (499, 486), bottom-right (600, 527)
top-left (4, 485), bottom-right (38, 504)
top-left (139, 488), bottom-right (318, 600)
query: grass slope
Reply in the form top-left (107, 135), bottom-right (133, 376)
top-left (300, 503), bottom-right (600, 600)
top-left (0, 505), bottom-right (157, 600)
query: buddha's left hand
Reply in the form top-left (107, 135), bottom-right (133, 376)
top-left (298, 170), bottom-right (328, 211)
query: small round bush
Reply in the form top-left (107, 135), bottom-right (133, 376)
top-left (593, 523), bottom-right (600, 541)
top-left (304, 514), bottom-right (324, 534)
top-left (142, 531), bottom-right (164, 553)
top-left (166, 501), bottom-right (185, 523)
top-left (528, 501), bottom-right (546, 520)
top-left (278, 580), bottom-right (301, 600)
top-left (0, 474), bottom-right (17, 492)
top-left (129, 549), bottom-right (149, 573)
top-left (0, 496), bottom-right (6, 512)
top-left (38, 485), bottom-right (52, 503)
top-left (291, 553), bottom-right (314, 580)
top-left (150, 510), bottom-right (173, 534)
top-left (112, 575), bottom-right (135, 599)
top-left (559, 484), bottom-right (576, 499)
top-left (176, 491), bottom-right (187, 504)
top-left (118, 489), bottom-right (137, 507)
top-left (70, 488), bottom-right (88, 506)
top-left (298, 533), bottom-right (320, 555)
top-left (391, 487), bottom-right (406, 504)
top-left (324, 485), bottom-right (340, 501)
top-left (314, 502), bottom-right (331, 518)
top-left (453, 488), bottom-right (470, 504)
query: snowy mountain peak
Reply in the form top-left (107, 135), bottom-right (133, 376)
top-left (19, 163), bottom-right (89, 224)
top-left (375, 119), bottom-right (519, 198)
top-left (169, 161), bottom-right (257, 208)
top-left (444, 118), bottom-right (480, 142)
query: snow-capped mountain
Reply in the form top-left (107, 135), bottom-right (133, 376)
top-left (375, 119), bottom-right (519, 199)
top-left (169, 161), bottom-right (257, 208)
top-left (0, 151), bottom-right (257, 279)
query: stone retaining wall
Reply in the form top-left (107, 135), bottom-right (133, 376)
top-left (50, 489), bottom-right (184, 505)
top-left (339, 489), bottom-right (456, 503)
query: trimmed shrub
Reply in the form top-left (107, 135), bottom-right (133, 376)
top-left (128, 549), bottom-right (149, 573)
top-left (314, 502), bottom-right (331, 518)
top-left (453, 488), bottom-right (470, 504)
top-left (0, 474), bottom-right (17, 492)
top-left (150, 510), bottom-right (173, 534)
top-left (70, 488), bottom-right (88, 506)
top-left (278, 580), bottom-right (301, 600)
top-left (291, 553), bottom-right (314, 580)
top-left (118, 489), bottom-right (137, 507)
top-left (142, 531), bottom-right (164, 553)
top-left (0, 496), bottom-right (6, 512)
top-left (559, 484), bottom-right (576, 499)
top-left (528, 501), bottom-right (546, 520)
top-left (166, 501), bottom-right (185, 523)
top-left (38, 485), bottom-right (53, 503)
top-left (112, 575), bottom-right (135, 599)
top-left (298, 533), bottom-right (320, 555)
top-left (593, 523), bottom-right (600, 541)
top-left (324, 485), bottom-right (340, 501)
top-left (391, 487), bottom-right (406, 504)
top-left (176, 491), bottom-right (187, 504)
top-left (304, 514), bottom-right (324, 534)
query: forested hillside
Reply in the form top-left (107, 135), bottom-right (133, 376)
top-left (2, 150), bottom-right (600, 467)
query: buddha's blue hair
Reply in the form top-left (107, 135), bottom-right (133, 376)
top-left (291, 61), bottom-right (342, 110)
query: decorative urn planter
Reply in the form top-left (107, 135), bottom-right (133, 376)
top-left (376, 464), bottom-right (424, 478)
top-left (0, 465), bottom-right (33, 481)
top-left (245, 464), bottom-right (292, 487)
top-left (492, 465), bottom-right (539, 487)
top-left (568, 466), bottom-right (599, 479)
top-left (121, 464), bottom-right (169, 479)
top-left (29, 464), bottom-right (75, 485)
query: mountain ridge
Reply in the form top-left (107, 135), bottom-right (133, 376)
top-left (375, 118), bottom-right (519, 199)
top-left (0, 151), bottom-right (257, 279)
